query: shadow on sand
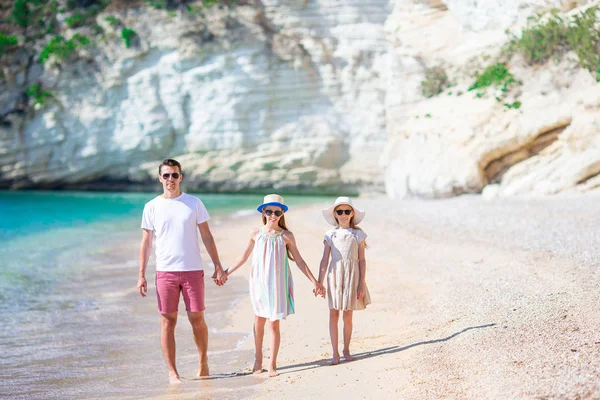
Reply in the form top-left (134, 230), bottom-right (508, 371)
top-left (275, 323), bottom-right (497, 375)
top-left (184, 323), bottom-right (496, 380)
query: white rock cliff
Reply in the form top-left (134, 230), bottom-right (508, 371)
top-left (0, 0), bottom-right (598, 196)
top-left (382, 0), bottom-right (600, 198)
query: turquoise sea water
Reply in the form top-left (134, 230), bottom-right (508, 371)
top-left (0, 190), bottom-right (311, 241)
top-left (0, 190), bottom-right (323, 400)
top-left (0, 191), bottom-right (311, 311)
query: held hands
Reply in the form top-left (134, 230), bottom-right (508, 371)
top-left (313, 282), bottom-right (326, 298)
top-left (219, 269), bottom-right (229, 286)
top-left (137, 277), bottom-right (147, 297)
top-left (211, 266), bottom-right (228, 287)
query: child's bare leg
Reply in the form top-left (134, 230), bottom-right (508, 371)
top-left (268, 320), bottom-right (280, 377)
top-left (329, 309), bottom-right (340, 365)
top-left (342, 310), bottom-right (354, 361)
top-left (253, 316), bottom-right (266, 373)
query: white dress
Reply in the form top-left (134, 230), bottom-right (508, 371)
top-left (324, 228), bottom-right (371, 311)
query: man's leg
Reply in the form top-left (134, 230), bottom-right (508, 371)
top-left (181, 270), bottom-right (208, 377)
top-left (160, 312), bottom-right (181, 384)
top-left (187, 311), bottom-right (209, 377)
top-left (156, 272), bottom-right (181, 384)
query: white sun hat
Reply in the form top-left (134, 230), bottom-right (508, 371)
top-left (257, 194), bottom-right (289, 213)
top-left (321, 196), bottom-right (365, 226)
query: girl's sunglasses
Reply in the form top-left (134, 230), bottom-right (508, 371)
top-left (162, 173), bottom-right (180, 180)
top-left (335, 209), bottom-right (353, 216)
top-left (264, 210), bottom-right (283, 217)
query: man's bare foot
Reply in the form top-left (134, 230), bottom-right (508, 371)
top-left (197, 360), bottom-right (209, 378)
top-left (329, 353), bottom-right (340, 365)
top-left (342, 351), bottom-right (354, 362)
top-left (268, 366), bottom-right (279, 377)
top-left (252, 360), bottom-right (263, 374)
top-left (169, 371), bottom-right (181, 384)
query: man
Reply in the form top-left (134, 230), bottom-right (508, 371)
top-left (137, 158), bottom-right (227, 384)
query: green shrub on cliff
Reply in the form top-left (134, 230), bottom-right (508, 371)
top-left (39, 34), bottom-right (90, 64)
top-left (508, 6), bottom-right (600, 80)
top-left (65, 12), bottom-right (84, 28)
top-left (566, 7), bottom-right (600, 80)
top-left (468, 62), bottom-right (522, 108)
top-left (65, 2), bottom-right (112, 28)
top-left (145, 0), bottom-right (167, 9)
top-left (0, 35), bottom-right (19, 56)
top-left (421, 65), bottom-right (450, 98)
top-left (25, 83), bottom-right (53, 106)
top-left (503, 101), bottom-right (522, 109)
top-left (468, 62), bottom-right (518, 92)
top-left (507, 11), bottom-right (569, 64)
top-left (105, 16), bottom-right (121, 27)
top-left (121, 28), bottom-right (137, 48)
top-left (188, 0), bottom-right (222, 13)
top-left (10, 0), bottom-right (45, 28)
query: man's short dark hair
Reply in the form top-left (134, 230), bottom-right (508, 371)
top-left (159, 159), bottom-right (182, 175)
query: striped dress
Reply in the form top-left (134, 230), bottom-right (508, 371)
top-left (249, 230), bottom-right (295, 321)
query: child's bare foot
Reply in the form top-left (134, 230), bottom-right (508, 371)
top-left (197, 359), bottom-right (209, 377)
top-left (169, 371), bottom-right (181, 384)
top-left (268, 366), bottom-right (279, 377)
top-left (342, 351), bottom-right (354, 362)
top-left (252, 360), bottom-right (263, 374)
top-left (329, 353), bottom-right (340, 365)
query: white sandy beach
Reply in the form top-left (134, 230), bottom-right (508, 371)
top-left (196, 193), bottom-right (600, 400)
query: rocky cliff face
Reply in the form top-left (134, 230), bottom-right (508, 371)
top-left (1, 0), bottom-right (598, 197)
top-left (1, 0), bottom-right (392, 193)
top-left (382, 0), bottom-right (600, 198)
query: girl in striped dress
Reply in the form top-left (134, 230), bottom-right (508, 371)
top-left (223, 194), bottom-right (325, 377)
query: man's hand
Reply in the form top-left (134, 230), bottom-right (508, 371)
top-left (211, 267), bottom-right (227, 286)
top-left (137, 277), bottom-right (147, 297)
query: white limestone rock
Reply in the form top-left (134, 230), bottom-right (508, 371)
top-left (382, 0), bottom-right (600, 198)
top-left (1, 0), bottom-right (598, 198)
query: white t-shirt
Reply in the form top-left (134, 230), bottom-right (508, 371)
top-left (141, 193), bottom-right (210, 272)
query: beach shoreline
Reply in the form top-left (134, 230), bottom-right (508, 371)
top-left (208, 193), bottom-right (600, 399)
top-left (3, 192), bottom-right (600, 399)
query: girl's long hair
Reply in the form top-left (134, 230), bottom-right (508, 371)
top-left (262, 213), bottom-right (295, 261)
top-left (334, 207), bottom-right (368, 249)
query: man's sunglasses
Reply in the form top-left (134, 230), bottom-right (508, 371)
top-left (264, 210), bottom-right (283, 217)
top-left (162, 173), bottom-right (180, 180)
top-left (335, 209), bottom-right (353, 216)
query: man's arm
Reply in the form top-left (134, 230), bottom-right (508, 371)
top-left (198, 222), bottom-right (225, 285)
top-left (137, 229), bottom-right (153, 297)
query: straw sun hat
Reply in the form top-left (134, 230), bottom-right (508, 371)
top-left (321, 196), bottom-right (365, 226)
top-left (256, 194), bottom-right (289, 213)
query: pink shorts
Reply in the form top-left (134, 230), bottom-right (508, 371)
top-left (155, 270), bottom-right (205, 314)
